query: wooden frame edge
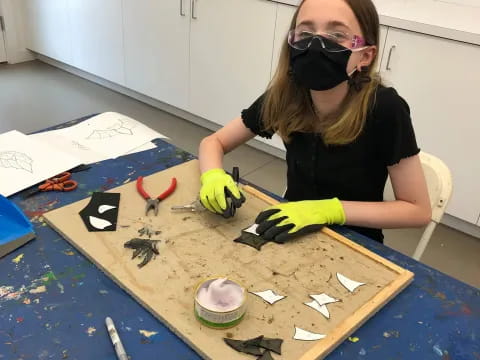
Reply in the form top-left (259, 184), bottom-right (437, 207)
top-left (300, 270), bottom-right (414, 360)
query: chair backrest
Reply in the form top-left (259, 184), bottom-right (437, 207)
top-left (384, 151), bottom-right (453, 223)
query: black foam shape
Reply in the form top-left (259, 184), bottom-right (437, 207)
top-left (223, 338), bottom-right (263, 356)
top-left (234, 231), bottom-right (269, 251)
top-left (79, 192), bottom-right (120, 232)
top-left (260, 337), bottom-right (283, 355)
top-left (257, 350), bottom-right (274, 360)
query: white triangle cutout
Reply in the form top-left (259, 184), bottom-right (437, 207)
top-left (337, 273), bottom-right (365, 292)
top-left (250, 289), bottom-right (286, 305)
top-left (304, 300), bottom-right (330, 319)
top-left (293, 327), bottom-right (326, 341)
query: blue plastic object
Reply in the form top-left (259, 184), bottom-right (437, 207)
top-left (0, 194), bottom-right (35, 257)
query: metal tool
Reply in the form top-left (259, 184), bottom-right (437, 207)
top-left (171, 198), bottom-right (206, 213)
top-left (223, 166), bottom-right (240, 218)
top-left (136, 176), bottom-right (177, 216)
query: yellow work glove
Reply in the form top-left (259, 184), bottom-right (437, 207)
top-left (200, 168), bottom-right (245, 217)
top-left (255, 199), bottom-right (346, 243)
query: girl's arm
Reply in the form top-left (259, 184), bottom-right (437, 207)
top-left (199, 117), bottom-right (257, 173)
top-left (341, 155), bottom-right (432, 228)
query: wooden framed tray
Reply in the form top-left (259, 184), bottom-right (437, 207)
top-left (44, 160), bottom-right (413, 359)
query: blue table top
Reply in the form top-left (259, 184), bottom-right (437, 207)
top-left (0, 118), bottom-right (478, 360)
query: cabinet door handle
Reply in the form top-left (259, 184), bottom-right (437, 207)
top-left (180, 0), bottom-right (186, 16)
top-left (191, 0), bottom-right (197, 19)
top-left (386, 45), bottom-right (396, 71)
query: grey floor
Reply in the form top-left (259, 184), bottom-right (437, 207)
top-left (1, 60), bottom-right (478, 288)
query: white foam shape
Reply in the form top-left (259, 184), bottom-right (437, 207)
top-left (88, 216), bottom-right (113, 230)
top-left (293, 327), bottom-right (326, 341)
top-left (251, 290), bottom-right (286, 305)
top-left (196, 278), bottom-right (244, 312)
top-left (337, 273), bottom-right (365, 292)
top-left (243, 223), bottom-right (259, 235)
top-left (98, 205), bottom-right (117, 214)
top-left (310, 293), bottom-right (339, 306)
top-left (304, 300), bottom-right (330, 319)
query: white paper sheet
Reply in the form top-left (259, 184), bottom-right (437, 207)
top-left (30, 132), bottom-right (157, 164)
top-left (125, 141), bottom-right (157, 155)
top-left (0, 130), bottom-right (81, 197)
top-left (30, 112), bottom-right (164, 164)
top-left (29, 131), bottom-right (106, 164)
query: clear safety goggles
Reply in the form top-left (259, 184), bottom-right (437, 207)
top-left (288, 29), bottom-right (369, 53)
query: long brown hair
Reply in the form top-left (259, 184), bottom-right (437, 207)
top-left (261, 0), bottom-right (381, 145)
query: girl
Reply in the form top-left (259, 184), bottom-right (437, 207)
top-left (198, 0), bottom-right (431, 244)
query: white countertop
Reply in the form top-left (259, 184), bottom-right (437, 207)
top-left (270, 0), bottom-right (480, 46)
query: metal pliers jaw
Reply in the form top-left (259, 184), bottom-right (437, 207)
top-left (145, 199), bottom-right (160, 216)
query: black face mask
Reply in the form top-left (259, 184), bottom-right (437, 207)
top-left (290, 37), bottom-right (353, 91)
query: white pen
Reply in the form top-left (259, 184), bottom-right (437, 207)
top-left (105, 317), bottom-right (129, 360)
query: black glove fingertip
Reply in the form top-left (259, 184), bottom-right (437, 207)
top-left (238, 192), bottom-right (246, 204)
top-left (256, 216), bottom-right (288, 238)
top-left (264, 223), bottom-right (294, 242)
top-left (273, 231), bottom-right (297, 244)
top-left (274, 224), bottom-right (324, 243)
top-left (224, 188), bottom-right (244, 210)
top-left (231, 195), bottom-right (245, 209)
top-left (255, 208), bottom-right (281, 224)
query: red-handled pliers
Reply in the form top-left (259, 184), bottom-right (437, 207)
top-left (136, 176), bottom-right (177, 216)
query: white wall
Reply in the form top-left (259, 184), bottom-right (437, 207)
top-left (0, 0), bottom-right (34, 63)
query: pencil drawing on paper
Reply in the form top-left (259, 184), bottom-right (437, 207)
top-left (0, 151), bottom-right (33, 173)
top-left (86, 119), bottom-right (135, 140)
top-left (71, 140), bottom-right (90, 150)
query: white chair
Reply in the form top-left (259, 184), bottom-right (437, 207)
top-left (384, 151), bottom-right (453, 261)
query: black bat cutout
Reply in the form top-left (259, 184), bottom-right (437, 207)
top-left (234, 231), bottom-right (269, 251)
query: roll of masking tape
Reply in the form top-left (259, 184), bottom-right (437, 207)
top-left (194, 277), bottom-right (247, 329)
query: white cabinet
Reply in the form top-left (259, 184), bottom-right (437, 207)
top-left (123, 0), bottom-right (190, 110)
top-left (189, 0), bottom-right (277, 126)
top-left (271, 4), bottom-right (295, 79)
top-left (377, 25), bottom-right (387, 70)
top-left (23, 0), bottom-right (72, 64)
top-left (0, 29), bottom-right (7, 62)
top-left (68, 0), bottom-right (124, 85)
top-left (380, 28), bottom-right (480, 223)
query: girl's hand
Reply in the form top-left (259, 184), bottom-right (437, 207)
top-left (199, 168), bottom-right (245, 216)
top-left (255, 199), bottom-right (346, 243)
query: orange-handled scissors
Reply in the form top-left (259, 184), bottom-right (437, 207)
top-left (38, 172), bottom-right (78, 192)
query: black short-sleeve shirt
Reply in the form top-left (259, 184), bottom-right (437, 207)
top-left (241, 86), bottom-right (420, 242)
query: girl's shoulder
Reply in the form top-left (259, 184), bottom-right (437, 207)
top-left (371, 84), bottom-right (410, 115)
top-left (367, 84), bottom-right (420, 166)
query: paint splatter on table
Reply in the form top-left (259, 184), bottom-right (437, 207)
top-left (0, 116), bottom-right (478, 360)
